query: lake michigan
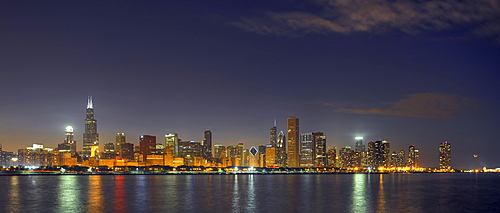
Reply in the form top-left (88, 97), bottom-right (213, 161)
top-left (1, 173), bottom-right (499, 213)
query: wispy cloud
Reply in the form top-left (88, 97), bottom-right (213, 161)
top-left (230, 0), bottom-right (500, 42)
top-left (335, 93), bottom-right (481, 119)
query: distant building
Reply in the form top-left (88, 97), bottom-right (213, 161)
top-left (202, 130), bottom-right (212, 160)
top-left (165, 133), bottom-right (179, 157)
top-left (276, 131), bottom-right (287, 167)
top-left (265, 145), bottom-right (276, 167)
top-left (367, 140), bottom-right (391, 169)
top-left (327, 147), bottom-right (337, 167)
top-left (300, 132), bottom-right (317, 167)
top-left (179, 141), bottom-right (202, 159)
top-left (355, 137), bottom-right (365, 152)
top-left (248, 146), bottom-right (259, 167)
top-left (139, 135), bottom-right (156, 162)
top-left (116, 133), bottom-right (126, 158)
top-left (439, 141), bottom-right (451, 171)
top-left (83, 96), bottom-right (99, 158)
top-left (315, 133), bottom-right (327, 167)
top-left (18, 143), bottom-right (54, 167)
top-left (270, 120), bottom-right (277, 147)
top-left (407, 145), bottom-right (419, 168)
top-left (121, 143), bottom-right (134, 160)
top-left (287, 117), bottom-right (299, 167)
top-left (63, 126), bottom-right (77, 156)
top-left (213, 144), bottom-right (226, 160)
top-left (102, 143), bottom-right (116, 159)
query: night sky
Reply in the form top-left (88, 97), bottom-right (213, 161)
top-left (1, 1), bottom-right (499, 169)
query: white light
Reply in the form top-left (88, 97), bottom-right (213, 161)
top-left (65, 126), bottom-right (73, 132)
top-left (355, 137), bottom-right (363, 140)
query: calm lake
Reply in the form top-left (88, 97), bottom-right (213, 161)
top-left (0, 173), bottom-right (499, 212)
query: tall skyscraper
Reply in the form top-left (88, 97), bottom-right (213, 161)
top-left (300, 132), bottom-right (316, 167)
top-left (276, 131), bottom-right (287, 167)
top-left (287, 117), bottom-right (299, 167)
top-left (315, 133), bottom-right (327, 167)
top-left (83, 96), bottom-right (99, 158)
top-left (202, 130), bottom-right (212, 159)
top-left (165, 133), bottom-right (179, 157)
top-left (59, 126), bottom-right (77, 156)
top-left (439, 141), bottom-right (451, 171)
top-left (355, 137), bottom-right (365, 152)
top-left (139, 135), bottom-right (156, 162)
top-left (116, 133), bottom-right (126, 158)
top-left (367, 140), bottom-right (391, 169)
top-left (270, 119), bottom-right (277, 147)
top-left (407, 145), bottom-right (419, 168)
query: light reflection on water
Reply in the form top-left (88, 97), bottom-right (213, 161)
top-left (87, 175), bottom-right (103, 212)
top-left (1, 173), bottom-right (499, 212)
top-left (351, 174), bottom-right (368, 213)
top-left (57, 175), bottom-right (81, 213)
top-left (7, 176), bottom-right (20, 213)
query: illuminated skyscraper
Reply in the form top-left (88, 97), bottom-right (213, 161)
top-left (139, 135), bottom-right (156, 162)
top-left (276, 131), bottom-right (287, 167)
top-left (407, 145), bottom-right (419, 168)
top-left (439, 141), bottom-right (451, 171)
top-left (116, 133), bottom-right (126, 158)
top-left (270, 120), bottom-right (277, 147)
top-left (367, 140), bottom-right (391, 169)
top-left (355, 137), bottom-right (365, 152)
top-left (327, 147), bottom-right (337, 167)
top-left (63, 126), bottom-right (77, 156)
top-left (202, 130), bottom-right (212, 159)
top-left (165, 133), bottom-right (179, 157)
top-left (300, 132), bottom-right (325, 167)
top-left (315, 133), bottom-right (327, 167)
top-left (287, 117), bottom-right (299, 167)
top-left (83, 96), bottom-right (99, 158)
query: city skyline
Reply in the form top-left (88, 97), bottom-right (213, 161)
top-left (0, 96), bottom-right (453, 171)
top-left (1, 1), bottom-right (499, 169)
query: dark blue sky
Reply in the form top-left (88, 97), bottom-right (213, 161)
top-left (1, 1), bottom-right (499, 169)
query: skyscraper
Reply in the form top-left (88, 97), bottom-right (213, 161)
top-left (276, 131), bottom-right (287, 167)
top-left (367, 140), bottom-right (391, 169)
top-left (355, 137), bottom-right (365, 152)
top-left (165, 133), bottom-right (179, 157)
top-left (327, 146), bottom-right (337, 167)
top-left (270, 120), bottom-right (277, 147)
top-left (300, 132), bottom-right (319, 167)
top-left (116, 133), bottom-right (126, 158)
top-left (63, 126), bottom-right (77, 156)
top-left (83, 96), bottom-right (99, 158)
top-left (315, 133), bottom-right (327, 167)
top-left (407, 145), bottom-right (419, 168)
top-left (139, 135), bottom-right (156, 162)
top-left (287, 117), bottom-right (299, 167)
top-left (202, 130), bottom-right (212, 159)
top-left (439, 141), bottom-right (451, 171)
